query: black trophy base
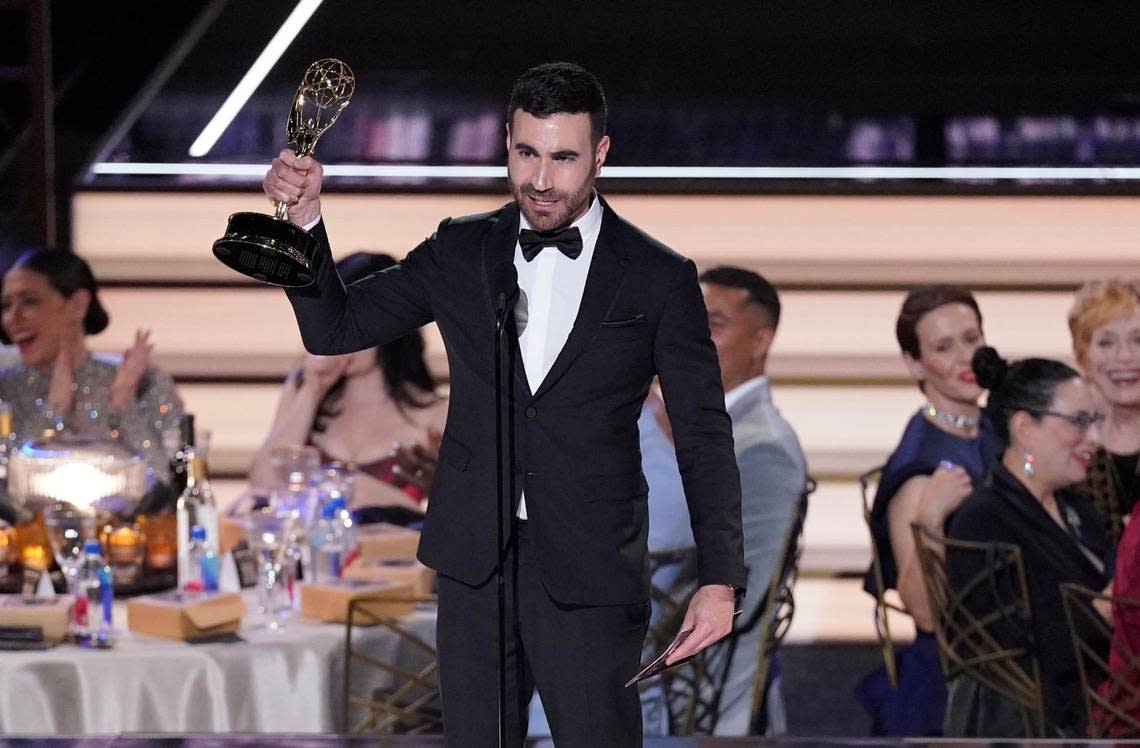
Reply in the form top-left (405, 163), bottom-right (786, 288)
top-left (212, 212), bottom-right (319, 287)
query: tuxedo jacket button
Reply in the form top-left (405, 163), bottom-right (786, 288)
top-left (525, 406), bottom-right (537, 418)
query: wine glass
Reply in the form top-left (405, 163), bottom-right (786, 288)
top-left (245, 508), bottom-right (296, 629)
top-left (43, 502), bottom-right (97, 592)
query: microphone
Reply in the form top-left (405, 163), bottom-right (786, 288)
top-left (493, 262), bottom-right (519, 332)
top-left (493, 261), bottom-right (519, 312)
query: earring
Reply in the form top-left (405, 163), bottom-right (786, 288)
top-left (1022, 450), bottom-right (1035, 479)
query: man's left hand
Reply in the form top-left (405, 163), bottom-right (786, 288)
top-left (665, 583), bottom-right (736, 664)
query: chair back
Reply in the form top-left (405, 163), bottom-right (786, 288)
top-left (649, 478), bottom-right (814, 735)
top-left (746, 476), bottom-right (815, 733)
top-left (1060, 582), bottom-right (1140, 738)
top-left (859, 464), bottom-right (907, 687)
top-left (641, 546), bottom-right (702, 733)
top-left (910, 523), bottom-right (1046, 737)
top-left (342, 594), bottom-right (441, 735)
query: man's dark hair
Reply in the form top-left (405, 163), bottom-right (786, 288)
top-left (507, 62), bottom-right (607, 144)
top-left (699, 265), bottom-right (781, 328)
top-left (895, 284), bottom-right (982, 359)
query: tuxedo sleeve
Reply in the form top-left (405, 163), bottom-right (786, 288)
top-left (284, 219), bottom-right (439, 354)
top-left (654, 259), bottom-right (747, 592)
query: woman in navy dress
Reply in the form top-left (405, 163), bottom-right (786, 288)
top-left (857, 285), bottom-right (1002, 735)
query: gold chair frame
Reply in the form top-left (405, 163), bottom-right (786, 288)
top-left (747, 477), bottom-right (815, 733)
top-left (641, 546), bottom-right (702, 733)
top-left (1060, 582), bottom-right (1140, 738)
top-left (859, 464), bottom-right (908, 687)
top-left (911, 523), bottom-right (1046, 737)
top-left (342, 594), bottom-right (442, 735)
top-left (649, 478), bottom-right (814, 735)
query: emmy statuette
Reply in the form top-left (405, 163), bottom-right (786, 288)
top-left (212, 58), bottom-right (355, 287)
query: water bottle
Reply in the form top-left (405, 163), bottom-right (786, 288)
top-left (328, 497), bottom-right (356, 555)
top-left (309, 503), bottom-right (345, 583)
top-left (185, 525), bottom-right (219, 592)
top-left (176, 446), bottom-right (219, 590)
top-left (74, 539), bottom-right (113, 645)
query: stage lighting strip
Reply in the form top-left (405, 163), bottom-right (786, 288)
top-left (188, 0), bottom-right (324, 158)
top-left (91, 163), bottom-right (1140, 180)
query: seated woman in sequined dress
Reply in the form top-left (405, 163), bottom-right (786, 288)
top-left (0, 249), bottom-right (184, 520)
top-left (1067, 279), bottom-right (1140, 545)
top-left (244, 252), bottom-right (448, 525)
top-left (856, 285), bottom-right (1003, 736)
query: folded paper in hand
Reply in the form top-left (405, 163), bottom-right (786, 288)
top-left (624, 627), bottom-right (696, 687)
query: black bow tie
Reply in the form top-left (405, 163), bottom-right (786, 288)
top-left (519, 227), bottom-right (583, 262)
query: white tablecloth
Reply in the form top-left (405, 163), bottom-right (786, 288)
top-left (0, 594), bottom-right (438, 735)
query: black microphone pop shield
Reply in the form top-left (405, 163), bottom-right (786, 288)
top-left (493, 261), bottom-right (519, 312)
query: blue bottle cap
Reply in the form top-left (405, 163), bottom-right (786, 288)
top-left (190, 525), bottom-right (207, 541)
top-left (321, 503), bottom-right (339, 520)
top-left (327, 497), bottom-right (348, 514)
top-left (83, 539), bottom-right (102, 554)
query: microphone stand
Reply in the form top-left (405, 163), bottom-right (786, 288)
top-left (494, 288), bottom-right (517, 748)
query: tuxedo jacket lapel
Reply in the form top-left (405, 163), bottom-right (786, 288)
top-left (532, 203), bottom-right (629, 401)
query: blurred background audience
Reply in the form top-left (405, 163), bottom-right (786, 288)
top-left (244, 252), bottom-right (447, 525)
top-left (0, 249), bottom-right (182, 520)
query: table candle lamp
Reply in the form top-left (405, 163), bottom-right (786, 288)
top-left (8, 434), bottom-right (146, 584)
top-left (103, 522), bottom-right (145, 585)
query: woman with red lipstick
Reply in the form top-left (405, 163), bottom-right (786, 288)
top-left (0, 250), bottom-right (183, 518)
top-left (945, 346), bottom-right (1110, 737)
top-left (1068, 279), bottom-right (1140, 544)
top-left (1075, 280), bottom-right (1140, 732)
top-left (858, 285), bottom-right (1002, 736)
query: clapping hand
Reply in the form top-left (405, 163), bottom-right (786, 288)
top-left (109, 330), bottom-right (154, 411)
top-left (47, 329), bottom-right (82, 414)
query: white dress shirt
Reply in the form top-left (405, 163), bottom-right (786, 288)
top-left (514, 195), bottom-right (604, 519)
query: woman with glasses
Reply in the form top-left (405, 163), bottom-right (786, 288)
top-left (857, 286), bottom-right (1002, 736)
top-left (1068, 279), bottom-right (1140, 545)
top-left (945, 346), bottom-right (1111, 737)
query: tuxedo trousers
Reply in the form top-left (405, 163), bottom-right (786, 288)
top-left (436, 520), bottom-right (650, 747)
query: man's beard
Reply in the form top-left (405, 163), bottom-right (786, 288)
top-left (509, 172), bottom-right (595, 232)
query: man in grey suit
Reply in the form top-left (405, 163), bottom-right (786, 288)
top-left (700, 266), bottom-right (807, 734)
top-left (644, 266), bottom-right (807, 734)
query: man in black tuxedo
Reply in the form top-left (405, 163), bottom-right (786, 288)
top-left (264, 62), bottom-right (745, 747)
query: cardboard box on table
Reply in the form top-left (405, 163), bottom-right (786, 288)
top-left (218, 516), bottom-right (248, 555)
top-left (0, 595), bottom-right (73, 642)
top-left (126, 590), bottom-right (245, 640)
top-left (342, 556), bottom-right (435, 597)
top-left (355, 523), bottom-right (420, 559)
top-left (299, 579), bottom-right (416, 623)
